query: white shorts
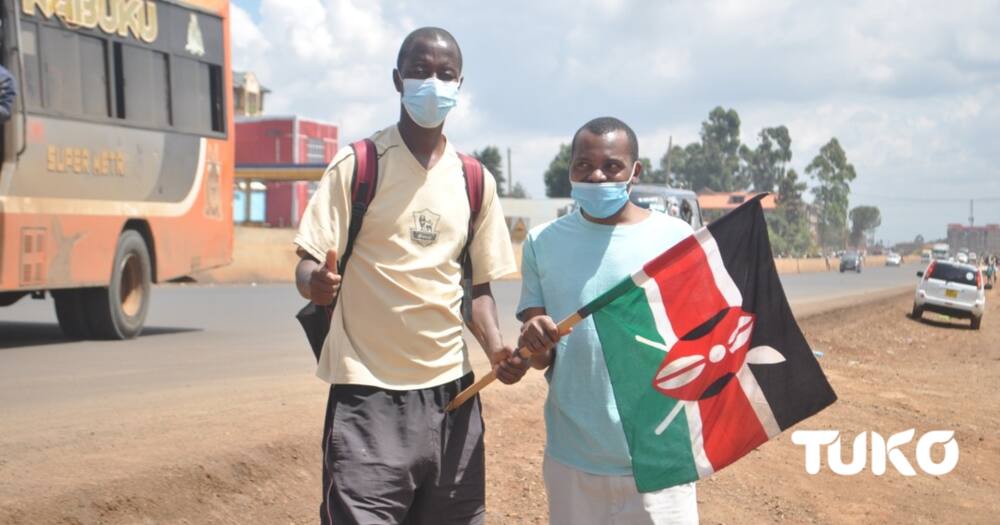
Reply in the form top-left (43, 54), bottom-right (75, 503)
top-left (543, 454), bottom-right (698, 525)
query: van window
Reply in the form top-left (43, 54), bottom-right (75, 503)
top-left (929, 263), bottom-right (977, 286)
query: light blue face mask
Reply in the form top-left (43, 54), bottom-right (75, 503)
top-left (570, 180), bottom-right (632, 219)
top-left (401, 77), bottom-right (460, 128)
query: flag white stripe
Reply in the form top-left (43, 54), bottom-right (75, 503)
top-left (694, 228), bottom-right (742, 307)
top-left (633, 270), bottom-right (678, 350)
top-left (735, 365), bottom-right (782, 438)
top-left (685, 401), bottom-right (715, 478)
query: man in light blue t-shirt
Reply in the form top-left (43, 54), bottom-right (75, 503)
top-left (517, 117), bottom-right (698, 524)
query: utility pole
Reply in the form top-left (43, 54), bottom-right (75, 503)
top-left (665, 136), bottom-right (673, 186)
top-left (244, 180), bottom-right (252, 224)
top-left (970, 199), bottom-right (974, 227)
top-left (507, 147), bottom-right (513, 195)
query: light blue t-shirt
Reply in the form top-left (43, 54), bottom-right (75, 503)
top-left (517, 209), bottom-right (694, 475)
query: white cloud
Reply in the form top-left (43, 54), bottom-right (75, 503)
top-left (230, 4), bottom-right (269, 71)
top-left (231, 0), bottom-right (1000, 241)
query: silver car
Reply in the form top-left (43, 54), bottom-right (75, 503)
top-left (912, 260), bottom-right (986, 329)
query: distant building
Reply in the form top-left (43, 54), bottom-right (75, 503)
top-left (233, 71), bottom-right (270, 117)
top-left (235, 115), bottom-right (338, 228)
top-left (697, 191), bottom-right (777, 223)
top-left (235, 115), bottom-right (338, 165)
top-left (947, 224), bottom-right (1000, 257)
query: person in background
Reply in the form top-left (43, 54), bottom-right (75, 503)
top-left (0, 63), bottom-right (15, 122)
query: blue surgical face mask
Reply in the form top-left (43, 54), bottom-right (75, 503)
top-left (571, 180), bottom-right (632, 219)
top-left (401, 77), bottom-right (460, 128)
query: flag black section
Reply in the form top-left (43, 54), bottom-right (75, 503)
top-left (706, 195), bottom-right (837, 430)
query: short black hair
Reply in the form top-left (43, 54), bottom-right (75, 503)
top-left (396, 27), bottom-right (463, 72)
top-left (571, 116), bottom-right (639, 162)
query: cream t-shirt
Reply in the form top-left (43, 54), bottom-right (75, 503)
top-left (295, 125), bottom-right (517, 389)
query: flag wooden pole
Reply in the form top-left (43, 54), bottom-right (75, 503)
top-left (445, 312), bottom-right (583, 412)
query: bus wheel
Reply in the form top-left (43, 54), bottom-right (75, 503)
top-left (87, 230), bottom-right (152, 340)
top-left (53, 289), bottom-right (93, 339)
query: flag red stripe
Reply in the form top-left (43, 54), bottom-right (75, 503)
top-left (697, 378), bottom-right (769, 471)
top-left (644, 235), bottom-right (730, 339)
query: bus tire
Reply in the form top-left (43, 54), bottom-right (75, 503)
top-left (87, 230), bottom-right (152, 340)
top-left (53, 289), bottom-right (93, 339)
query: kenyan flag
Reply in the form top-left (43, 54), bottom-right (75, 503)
top-left (579, 195), bottom-right (836, 492)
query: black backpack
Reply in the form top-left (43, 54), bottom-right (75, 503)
top-left (296, 139), bottom-right (485, 361)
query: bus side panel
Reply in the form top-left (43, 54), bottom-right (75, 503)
top-left (147, 137), bottom-right (233, 281)
top-left (151, 0), bottom-right (234, 282)
top-left (0, 212), bottom-right (123, 291)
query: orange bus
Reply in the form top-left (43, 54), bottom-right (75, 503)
top-left (0, 0), bottom-right (233, 339)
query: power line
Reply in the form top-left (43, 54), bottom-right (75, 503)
top-left (851, 193), bottom-right (1000, 203)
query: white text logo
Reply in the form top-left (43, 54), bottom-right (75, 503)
top-left (791, 429), bottom-right (959, 476)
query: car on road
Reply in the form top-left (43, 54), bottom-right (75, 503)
top-left (957, 252), bottom-right (969, 264)
top-left (912, 260), bottom-right (986, 329)
top-left (886, 252), bottom-right (903, 266)
top-left (840, 252), bottom-right (863, 273)
top-left (629, 185), bottom-right (704, 229)
top-left (921, 250), bottom-right (932, 264)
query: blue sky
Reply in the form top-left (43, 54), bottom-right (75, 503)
top-left (230, 0), bottom-right (1000, 244)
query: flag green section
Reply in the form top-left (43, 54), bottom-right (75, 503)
top-left (592, 281), bottom-right (700, 492)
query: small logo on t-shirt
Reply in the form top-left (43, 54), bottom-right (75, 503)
top-left (411, 209), bottom-right (441, 246)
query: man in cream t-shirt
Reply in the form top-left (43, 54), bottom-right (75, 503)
top-left (294, 27), bottom-right (528, 525)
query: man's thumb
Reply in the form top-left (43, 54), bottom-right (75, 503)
top-left (325, 249), bottom-right (338, 272)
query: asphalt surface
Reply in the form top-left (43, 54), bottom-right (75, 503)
top-left (0, 262), bottom-right (922, 409)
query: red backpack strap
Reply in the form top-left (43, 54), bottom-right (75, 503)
top-left (457, 153), bottom-right (484, 224)
top-left (350, 139), bottom-right (379, 210)
top-left (456, 152), bottom-right (485, 281)
top-left (456, 152), bottom-right (484, 322)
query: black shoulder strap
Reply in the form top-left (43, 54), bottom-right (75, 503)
top-left (299, 139), bottom-right (378, 360)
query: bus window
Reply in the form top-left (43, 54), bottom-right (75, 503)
top-left (116, 44), bottom-right (170, 127)
top-left (209, 64), bottom-right (224, 133)
top-left (20, 22), bottom-right (43, 110)
top-left (38, 26), bottom-right (108, 118)
top-left (79, 36), bottom-right (110, 118)
top-left (172, 56), bottom-right (212, 134)
top-left (39, 26), bottom-right (83, 115)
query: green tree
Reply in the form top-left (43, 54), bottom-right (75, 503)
top-left (767, 169), bottom-right (813, 256)
top-left (663, 107), bottom-right (747, 192)
top-left (849, 206), bottom-right (881, 248)
top-left (543, 144), bottom-right (573, 197)
top-left (509, 181), bottom-right (529, 198)
top-left (739, 126), bottom-right (792, 193)
top-left (654, 143), bottom-right (688, 187)
top-left (807, 138), bottom-right (857, 248)
top-left (777, 169), bottom-right (807, 225)
top-left (638, 157), bottom-right (656, 182)
top-left (472, 146), bottom-right (505, 196)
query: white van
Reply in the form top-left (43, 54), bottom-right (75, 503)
top-left (913, 260), bottom-right (985, 329)
top-left (629, 185), bottom-right (704, 229)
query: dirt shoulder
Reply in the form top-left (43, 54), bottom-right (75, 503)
top-left (2, 291), bottom-right (997, 524)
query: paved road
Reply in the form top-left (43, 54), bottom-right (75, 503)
top-left (0, 262), bottom-right (921, 409)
